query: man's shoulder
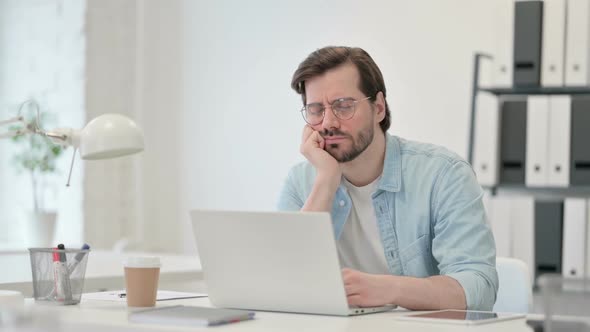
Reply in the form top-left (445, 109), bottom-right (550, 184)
top-left (288, 160), bottom-right (315, 173)
top-left (394, 136), bottom-right (466, 167)
top-left (286, 160), bottom-right (317, 182)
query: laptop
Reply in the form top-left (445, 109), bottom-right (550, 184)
top-left (190, 210), bottom-right (395, 316)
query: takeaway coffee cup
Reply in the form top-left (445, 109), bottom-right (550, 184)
top-left (123, 257), bottom-right (161, 307)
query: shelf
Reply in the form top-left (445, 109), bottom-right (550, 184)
top-left (478, 86), bottom-right (590, 96)
top-left (483, 185), bottom-right (590, 198)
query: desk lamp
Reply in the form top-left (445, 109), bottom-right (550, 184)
top-left (0, 100), bottom-right (144, 185)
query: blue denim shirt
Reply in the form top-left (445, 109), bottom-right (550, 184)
top-left (277, 134), bottom-right (498, 310)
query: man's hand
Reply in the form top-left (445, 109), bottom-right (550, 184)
top-left (342, 268), bottom-right (395, 307)
top-left (299, 125), bottom-right (342, 212)
top-left (342, 268), bottom-right (468, 310)
top-left (300, 125), bottom-right (341, 180)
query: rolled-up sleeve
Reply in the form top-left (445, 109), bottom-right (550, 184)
top-left (277, 168), bottom-right (304, 211)
top-left (431, 160), bottom-right (498, 310)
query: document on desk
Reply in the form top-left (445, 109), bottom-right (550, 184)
top-left (82, 290), bottom-right (208, 302)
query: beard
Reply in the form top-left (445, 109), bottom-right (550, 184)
top-left (321, 124), bottom-right (374, 163)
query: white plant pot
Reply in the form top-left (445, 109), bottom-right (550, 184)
top-left (24, 211), bottom-right (58, 248)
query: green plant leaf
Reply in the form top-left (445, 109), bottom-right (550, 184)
top-left (9, 105), bottom-right (64, 176)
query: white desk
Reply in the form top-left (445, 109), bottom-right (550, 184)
top-left (0, 250), bottom-right (203, 295)
top-left (1, 251), bottom-right (583, 331)
top-left (25, 297), bottom-right (535, 332)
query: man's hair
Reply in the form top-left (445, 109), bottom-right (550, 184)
top-left (291, 46), bottom-right (391, 133)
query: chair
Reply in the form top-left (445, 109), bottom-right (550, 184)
top-left (493, 257), bottom-right (533, 313)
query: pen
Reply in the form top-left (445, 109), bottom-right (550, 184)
top-left (48, 243), bottom-right (90, 301)
top-left (58, 244), bottom-right (73, 303)
top-left (67, 243), bottom-right (90, 276)
top-left (52, 247), bottom-right (65, 301)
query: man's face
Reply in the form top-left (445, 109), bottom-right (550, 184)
top-left (305, 63), bottom-right (381, 163)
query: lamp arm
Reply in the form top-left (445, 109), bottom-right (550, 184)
top-left (0, 99), bottom-right (42, 139)
top-left (39, 127), bottom-right (82, 187)
top-left (0, 116), bottom-right (28, 139)
top-left (1, 100), bottom-right (81, 147)
top-left (42, 128), bottom-right (82, 148)
top-left (0, 116), bottom-right (24, 126)
top-left (0, 130), bottom-right (25, 139)
top-left (2, 100), bottom-right (87, 187)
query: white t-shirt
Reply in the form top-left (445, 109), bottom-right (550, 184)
top-left (337, 177), bottom-right (390, 275)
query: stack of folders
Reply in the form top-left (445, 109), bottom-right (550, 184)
top-left (485, 0), bottom-right (590, 88)
top-left (129, 305), bottom-right (255, 327)
top-left (486, 195), bottom-right (590, 284)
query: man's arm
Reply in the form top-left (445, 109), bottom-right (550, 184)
top-left (343, 160), bottom-right (497, 311)
top-left (290, 125), bottom-right (341, 212)
top-left (342, 269), bottom-right (466, 310)
top-left (429, 160), bottom-right (498, 310)
top-left (277, 166), bottom-right (340, 212)
top-left (301, 174), bottom-right (339, 212)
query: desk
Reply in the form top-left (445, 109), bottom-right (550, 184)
top-left (0, 250), bottom-right (204, 295)
top-left (25, 297), bottom-right (534, 332)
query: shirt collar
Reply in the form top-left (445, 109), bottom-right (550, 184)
top-left (377, 133), bottom-right (402, 193)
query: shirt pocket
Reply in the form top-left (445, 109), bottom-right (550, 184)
top-left (399, 234), bottom-right (433, 278)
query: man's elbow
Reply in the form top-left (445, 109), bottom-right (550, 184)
top-left (468, 272), bottom-right (498, 311)
top-left (446, 270), bottom-right (498, 311)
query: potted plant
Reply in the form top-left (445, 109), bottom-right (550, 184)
top-left (10, 100), bottom-right (64, 247)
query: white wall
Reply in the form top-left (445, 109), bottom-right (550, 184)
top-left (0, 0), bottom-right (503, 254)
top-left (135, 1), bottom-right (184, 252)
top-left (178, 0), bottom-right (499, 253)
top-left (84, 0), bottom-right (184, 253)
top-left (0, 0), bottom-right (85, 249)
top-left (84, 0), bottom-right (143, 250)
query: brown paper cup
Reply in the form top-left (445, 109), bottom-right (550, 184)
top-left (123, 257), bottom-right (161, 307)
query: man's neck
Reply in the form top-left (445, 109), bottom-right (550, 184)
top-left (341, 131), bottom-right (386, 187)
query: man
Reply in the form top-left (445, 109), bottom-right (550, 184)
top-left (277, 46), bottom-right (498, 311)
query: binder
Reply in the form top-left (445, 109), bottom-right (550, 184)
top-left (541, 0), bottom-right (567, 87)
top-left (513, 0), bottom-right (543, 86)
top-left (489, 196), bottom-right (513, 258)
top-left (547, 96), bottom-right (571, 187)
top-left (587, 198), bottom-right (590, 279)
top-left (479, 55), bottom-right (494, 89)
top-left (511, 196), bottom-right (535, 285)
top-left (473, 92), bottom-right (501, 187)
top-left (570, 96), bottom-right (590, 185)
top-left (482, 191), bottom-right (494, 219)
top-left (565, 0), bottom-right (590, 86)
top-left (562, 198), bottom-right (587, 278)
top-left (499, 100), bottom-right (527, 184)
top-left (526, 96), bottom-right (550, 187)
top-left (534, 201), bottom-right (564, 282)
top-left (492, 0), bottom-right (515, 87)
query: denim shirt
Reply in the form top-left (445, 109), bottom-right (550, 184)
top-left (277, 134), bottom-right (498, 310)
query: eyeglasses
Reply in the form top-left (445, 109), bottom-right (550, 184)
top-left (300, 96), bottom-right (371, 125)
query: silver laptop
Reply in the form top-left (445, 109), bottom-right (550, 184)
top-left (190, 210), bottom-right (395, 316)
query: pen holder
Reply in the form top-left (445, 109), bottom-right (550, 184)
top-left (28, 247), bottom-right (91, 305)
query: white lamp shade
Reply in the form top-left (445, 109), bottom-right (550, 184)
top-left (79, 114), bottom-right (144, 160)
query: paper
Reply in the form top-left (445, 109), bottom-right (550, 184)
top-left (82, 290), bottom-right (208, 302)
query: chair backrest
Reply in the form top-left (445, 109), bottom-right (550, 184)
top-left (493, 257), bottom-right (533, 313)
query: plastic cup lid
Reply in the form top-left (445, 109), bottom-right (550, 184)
top-left (123, 256), bottom-right (161, 268)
